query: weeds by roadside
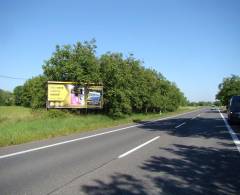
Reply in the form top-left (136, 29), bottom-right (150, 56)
top-left (0, 106), bottom-right (200, 147)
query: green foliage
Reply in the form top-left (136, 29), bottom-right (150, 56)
top-left (216, 75), bottom-right (240, 106)
top-left (21, 75), bottom-right (47, 108)
top-left (18, 40), bottom-right (187, 117)
top-left (188, 101), bottom-right (212, 106)
top-left (0, 89), bottom-right (14, 106)
top-left (99, 52), bottom-right (186, 116)
top-left (99, 53), bottom-right (134, 116)
top-left (13, 86), bottom-right (24, 105)
top-left (42, 39), bottom-right (100, 84)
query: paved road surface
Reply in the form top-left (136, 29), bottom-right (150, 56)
top-left (0, 109), bottom-right (240, 195)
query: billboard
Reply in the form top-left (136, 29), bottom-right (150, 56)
top-left (47, 81), bottom-right (103, 109)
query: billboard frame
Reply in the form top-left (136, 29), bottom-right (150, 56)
top-left (47, 81), bottom-right (103, 109)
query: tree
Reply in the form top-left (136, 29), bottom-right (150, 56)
top-left (216, 75), bottom-right (240, 106)
top-left (99, 53), bottom-right (133, 117)
top-left (21, 76), bottom-right (47, 108)
top-left (43, 39), bottom-right (100, 84)
top-left (0, 89), bottom-right (14, 106)
top-left (19, 40), bottom-right (188, 117)
top-left (99, 52), bottom-right (187, 116)
top-left (13, 86), bottom-right (24, 105)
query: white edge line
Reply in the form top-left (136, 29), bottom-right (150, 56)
top-left (191, 112), bottom-right (202, 120)
top-left (191, 116), bottom-right (197, 120)
top-left (175, 122), bottom-right (186, 129)
top-left (0, 126), bottom-right (137, 159)
top-left (0, 109), bottom-right (201, 159)
top-left (118, 136), bottom-right (160, 159)
top-left (218, 109), bottom-right (240, 153)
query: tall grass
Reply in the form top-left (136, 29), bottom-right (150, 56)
top-left (0, 106), bottom-right (199, 147)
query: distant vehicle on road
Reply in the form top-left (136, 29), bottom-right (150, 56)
top-left (227, 95), bottom-right (240, 124)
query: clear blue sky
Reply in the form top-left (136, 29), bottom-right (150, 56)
top-left (1, 0), bottom-right (240, 102)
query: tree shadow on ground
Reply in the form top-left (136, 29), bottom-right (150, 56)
top-left (81, 173), bottom-right (147, 195)
top-left (138, 111), bottom-right (239, 140)
top-left (230, 124), bottom-right (240, 134)
top-left (140, 144), bottom-right (240, 195)
top-left (80, 111), bottom-right (240, 195)
top-left (81, 144), bottom-right (240, 195)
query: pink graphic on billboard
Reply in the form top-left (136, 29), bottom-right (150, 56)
top-left (71, 94), bottom-right (80, 105)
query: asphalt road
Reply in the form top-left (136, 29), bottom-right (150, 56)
top-left (1, 108), bottom-right (240, 195)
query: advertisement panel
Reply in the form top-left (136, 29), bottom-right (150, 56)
top-left (47, 81), bottom-right (103, 109)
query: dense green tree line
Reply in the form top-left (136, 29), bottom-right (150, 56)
top-left (216, 75), bottom-right (240, 106)
top-left (13, 40), bottom-right (187, 116)
top-left (188, 101), bottom-right (213, 107)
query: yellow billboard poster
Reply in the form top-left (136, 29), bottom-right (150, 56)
top-left (48, 84), bottom-right (69, 101)
top-left (47, 81), bottom-right (103, 109)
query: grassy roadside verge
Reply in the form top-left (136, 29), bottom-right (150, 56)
top-left (0, 106), bottom-right (201, 147)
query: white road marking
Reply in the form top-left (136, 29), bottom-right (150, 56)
top-left (0, 109), bottom-right (200, 160)
top-left (118, 136), bottom-right (160, 159)
top-left (175, 122), bottom-right (186, 128)
top-left (0, 125), bottom-right (137, 160)
top-left (191, 113), bottom-right (202, 120)
top-left (218, 109), bottom-right (240, 153)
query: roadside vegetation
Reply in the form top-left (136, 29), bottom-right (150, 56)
top-left (0, 106), bottom-right (199, 147)
top-left (0, 39), bottom-right (216, 147)
top-left (216, 75), bottom-right (240, 106)
top-left (0, 89), bottom-right (14, 106)
top-left (10, 40), bottom-right (188, 116)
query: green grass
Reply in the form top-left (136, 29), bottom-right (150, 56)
top-left (0, 106), bottom-right (200, 147)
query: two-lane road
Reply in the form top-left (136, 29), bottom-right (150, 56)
top-left (1, 109), bottom-right (240, 195)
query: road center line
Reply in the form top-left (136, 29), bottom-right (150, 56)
top-left (218, 109), bottom-right (240, 153)
top-left (118, 136), bottom-right (160, 159)
top-left (175, 122), bottom-right (186, 128)
top-left (0, 109), bottom-right (200, 160)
